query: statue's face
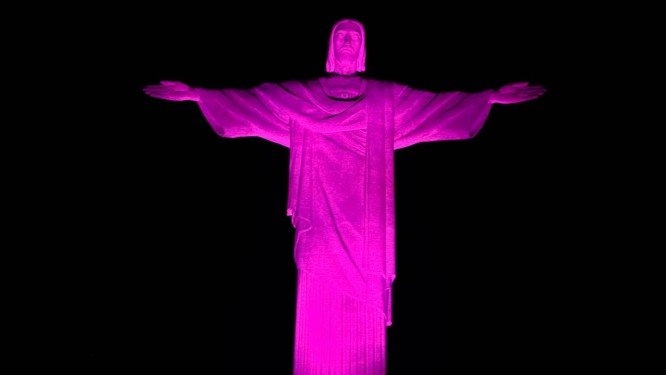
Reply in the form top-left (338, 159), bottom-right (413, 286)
top-left (333, 21), bottom-right (362, 66)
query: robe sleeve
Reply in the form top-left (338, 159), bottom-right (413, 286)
top-left (393, 84), bottom-right (494, 150)
top-left (196, 83), bottom-right (291, 148)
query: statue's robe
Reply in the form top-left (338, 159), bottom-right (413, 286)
top-left (197, 78), bottom-right (492, 374)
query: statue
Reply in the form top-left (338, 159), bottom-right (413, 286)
top-left (144, 18), bottom-right (545, 375)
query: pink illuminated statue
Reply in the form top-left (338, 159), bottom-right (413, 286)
top-left (144, 19), bottom-right (544, 375)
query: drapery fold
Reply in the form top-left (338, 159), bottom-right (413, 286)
top-left (197, 78), bottom-right (493, 374)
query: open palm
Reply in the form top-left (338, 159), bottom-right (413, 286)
top-left (490, 82), bottom-right (546, 104)
top-left (143, 81), bottom-right (199, 102)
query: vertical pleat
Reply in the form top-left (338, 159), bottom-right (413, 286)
top-left (293, 270), bottom-right (386, 375)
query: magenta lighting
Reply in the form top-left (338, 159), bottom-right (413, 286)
top-left (144, 18), bottom-right (545, 375)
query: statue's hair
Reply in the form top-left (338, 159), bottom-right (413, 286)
top-left (326, 19), bottom-right (366, 74)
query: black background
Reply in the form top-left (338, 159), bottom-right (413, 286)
top-left (40, 5), bottom-right (608, 375)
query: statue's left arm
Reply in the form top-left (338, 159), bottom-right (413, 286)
top-left (393, 82), bottom-right (544, 149)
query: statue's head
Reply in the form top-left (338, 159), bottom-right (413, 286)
top-left (326, 19), bottom-right (366, 76)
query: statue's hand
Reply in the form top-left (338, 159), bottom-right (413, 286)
top-left (143, 81), bottom-right (200, 102)
top-left (489, 82), bottom-right (546, 104)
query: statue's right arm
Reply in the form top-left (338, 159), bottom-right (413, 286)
top-left (143, 81), bottom-right (201, 102)
top-left (145, 80), bottom-right (291, 147)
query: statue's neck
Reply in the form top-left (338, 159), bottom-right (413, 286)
top-left (334, 65), bottom-right (357, 76)
top-left (321, 75), bottom-right (365, 100)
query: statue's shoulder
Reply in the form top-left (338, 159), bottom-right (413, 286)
top-left (280, 79), bottom-right (310, 89)
top-left (362, 77), bottom-right (409, 91)
top-left (273, 76), bottom-right (405, 93)
top-left (262, 79), bottom-right (315, 94)
top-left (253, 80), bottom-right (313, 97)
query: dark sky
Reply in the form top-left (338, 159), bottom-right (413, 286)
top-left (53, 7), bottom-right (599, 375)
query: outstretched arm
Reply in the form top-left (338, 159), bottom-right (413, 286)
top-left (489, 82), bottom-right (546, 104)
top-left (393, 85), bottom-right (494, 149)
top-left (143, 80), bottom-right (291, 147)
top-left (393, 81), bottom-right (545, 149)
top-left (143, 81), bottom-right (201, 102)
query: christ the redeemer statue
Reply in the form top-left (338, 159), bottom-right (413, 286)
top-left (144, 18), bottom-right (545, 375)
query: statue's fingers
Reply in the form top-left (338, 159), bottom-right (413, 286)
top-left (518, 86), bottom-right (545, 93)
top-left (160, 80), bottom-right (178, 86)
top-left (144, 89), bottom-right (173, 98)
top-left (146, 92), bottom-right (175, 100)
top-left (143, 87), bottom-right (167, 94)
top-left (144, 90), bottom-right (163, 98)
top-left (144, 85), bottom-right (170, 91)
top-left (521, 94), bottom-right (541, 101)
top-left (518, 88), bottom-right (545, 95)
